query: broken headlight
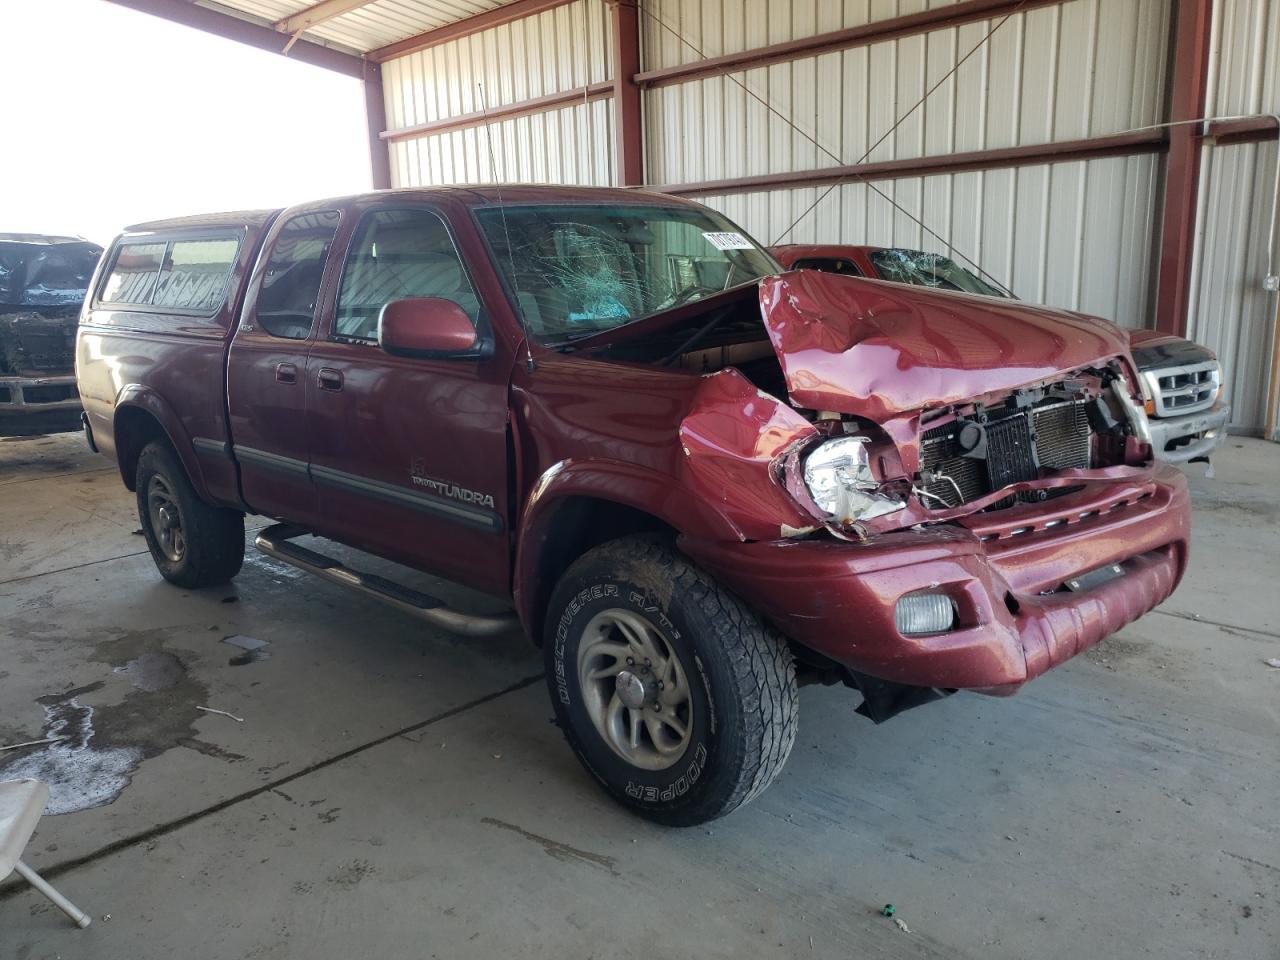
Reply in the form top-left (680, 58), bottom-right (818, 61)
top-left (802, 436), bottom-right (906, 525)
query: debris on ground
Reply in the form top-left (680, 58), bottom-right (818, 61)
top-left (0, 736), bottom-right (66, 752)
top-left (881, 904), bottom-right (895, 916)
top-left (223, 634), bottom-right (270, 666)
top-left (196, 706), bottom-right (245, 723)
top-left (893, 917), bottom-right (911, 934)
top-left (1264, 658), bottom-right (1280, 669)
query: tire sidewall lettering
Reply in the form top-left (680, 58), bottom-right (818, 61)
top-left (552, 577), bottom-right (717, 804)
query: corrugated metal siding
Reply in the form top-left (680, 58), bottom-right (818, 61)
top-left (641, 0), bottom-right (968, 71)
top-left (1189, 143), bottom-right (1277, 433)
top-left (383, 0), bottom-right (611, 124)
top-left (646, 0), bottom-right (1169, 184)
top-left (383, 0), bottom-right (614, 187)
top-left (1208, 0), bottom-right (1278, 118)
top-left (648, 0), bottom-right (1168, 329)
top-left (701, 152), bottom-right (1161, 327)
top-left (1188, 0), bottom-right (1280, 434)
top-left (389, 99), bottom-right (615, 186)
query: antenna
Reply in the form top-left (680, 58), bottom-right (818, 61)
top-left (477, 81), bottom-right (536, 373)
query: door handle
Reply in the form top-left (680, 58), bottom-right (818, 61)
top-left (318, 367), bottom-right (344, 391)
top-left (275, 362), bottom-right (297, 385)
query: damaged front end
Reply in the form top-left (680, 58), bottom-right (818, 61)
top-left (0, 235), bottom-right (100, 422)
top-left (662, 270), bottom-right (1189, 715)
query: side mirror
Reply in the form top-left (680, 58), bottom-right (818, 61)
top-left (377, 297), bottom-right (480, 358)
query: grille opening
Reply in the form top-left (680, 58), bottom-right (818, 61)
top-left (1004, 593), bottom-right (1021, 616)
top-left (919, 396), bottom-right (1093, 510)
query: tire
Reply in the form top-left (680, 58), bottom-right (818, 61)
top-left (135, 440), bottom-right (244, 588)
top-left (544, 535), bottom-right (798, 826)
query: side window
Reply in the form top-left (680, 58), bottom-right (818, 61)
top-left (793, 257), bottom-right (862, 277)
top-left (255, 211), bottom-right (340, 340)
top-left (100, 242), bottom-right (166, 305)
top-left (153, 238), bottom-right (240, 310)
top-left (334, 208), bottom-right (479, 342)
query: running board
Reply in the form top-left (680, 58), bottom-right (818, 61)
top-left (254, 524), bottom-right (519, 637)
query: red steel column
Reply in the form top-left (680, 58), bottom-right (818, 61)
top-left (363, 60), bottom-right (393, 189)
top-left (610, 1), bottom-right (644, 186)
top-left (1153, 0), bottom-right (1214, 335)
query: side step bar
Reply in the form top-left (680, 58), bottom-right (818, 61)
top-left (254, 524), bottom-right (520, 638)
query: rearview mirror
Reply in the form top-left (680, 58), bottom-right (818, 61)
top-left (377, 297), bottom-right (480, 358)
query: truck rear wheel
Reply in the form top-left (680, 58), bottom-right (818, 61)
top-left (136, 440), bottom-right (244, 588)
top-left (545, 535), bottom-right (798, 825)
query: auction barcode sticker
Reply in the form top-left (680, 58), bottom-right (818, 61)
top-left (702, 231), bottom-right (755, 250)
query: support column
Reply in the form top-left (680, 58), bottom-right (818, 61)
top-left (364, 60), bottom-right (392, 189)
top-left (610, 1), bottom-right (644, 186)
top-left (1153, 0), bottom-right (1214, 335)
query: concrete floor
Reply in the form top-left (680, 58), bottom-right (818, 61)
top-left (1, 432), bottom-right (1277, 960)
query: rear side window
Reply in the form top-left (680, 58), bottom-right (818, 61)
top-left (255, 211), bottom-right (340, 340)
top-left (153, 239), bottom-right (239, 310)
top-left (100, 235), bottom-right (240, 312)
top-left (334, 208), bottom-right (479, 342)
top-left (101, 242), bottom-right (166, 305)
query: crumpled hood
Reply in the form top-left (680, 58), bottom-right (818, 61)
top-left (759, 271), bottom-right (1134, 420)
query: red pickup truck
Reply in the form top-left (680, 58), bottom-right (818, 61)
top-left (77, 187), bottom-right (1190, 825)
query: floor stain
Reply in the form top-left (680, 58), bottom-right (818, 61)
top-left (0, 629), bottom-right (212, 815)
top-left (326, 859), bottom-right (374, 888)
top-left (0, 684), bottom-right (143, 815)
top-left (482, 817), bottom-right (619, 875)
top-left (178, 738), bottom-right (248, 763)
top-left (114, 651), bottom-right (185, 692)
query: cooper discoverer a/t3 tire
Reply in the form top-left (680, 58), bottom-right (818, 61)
top-left (545, 535), bottom-right (798, 825)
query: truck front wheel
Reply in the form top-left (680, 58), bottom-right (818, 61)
top-left (545, 535), bottom-right (798, 825)
top-left (136, 440), bottom-right (244, 588)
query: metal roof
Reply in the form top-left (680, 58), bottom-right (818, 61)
top-left (199, 0), bottom-right (522, 56)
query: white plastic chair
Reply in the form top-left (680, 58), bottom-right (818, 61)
top-left (0, 779), bottom-right (91, 928)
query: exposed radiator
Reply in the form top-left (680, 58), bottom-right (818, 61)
top-left (919, 397), bottom-right (1092, 509)
top-left (1031, 400), bottom-right (1092, 470)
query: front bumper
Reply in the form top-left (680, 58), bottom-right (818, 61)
top-left (1148, 400), bottom-right (1230, 463)
top-left (681, 464), bottom-right (1190, 692)
top-left (0, 374), bottom-right (81, 414)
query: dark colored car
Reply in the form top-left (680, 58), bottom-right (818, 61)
top-left (771, 243), bottom-right (1230, 465)
top-left (77, 187), bottom-right (1189, 824)
top-left (0, 234), bottom-right (102, 431)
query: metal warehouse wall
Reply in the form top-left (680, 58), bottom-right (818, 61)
top-left (1189, 0), bottom-right (1280, 434)
top-left (383, 0), bottom-right (615, 187)
top-left (643, 0), bottom-right (1171, 328)
top-left (697, 154), bottom-right (1163, 325)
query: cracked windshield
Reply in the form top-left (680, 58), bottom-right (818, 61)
top-left (475, 204), bottom-right (778, 343)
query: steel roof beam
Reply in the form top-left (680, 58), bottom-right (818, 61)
top-left (102, 0), bottom-right (366, 77)
top-left (274, 0), bottom-right (376, 36)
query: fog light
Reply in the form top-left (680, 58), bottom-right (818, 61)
top-left (895, 592), bottom-right (957, 635)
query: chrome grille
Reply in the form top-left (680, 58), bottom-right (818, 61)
top-left (1142, 361), bottom-right (1219, 416)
